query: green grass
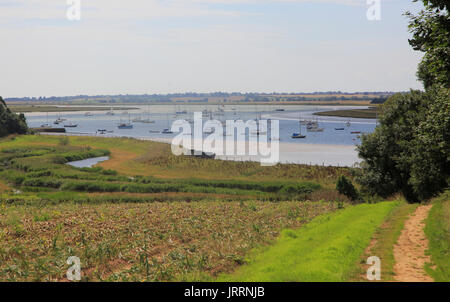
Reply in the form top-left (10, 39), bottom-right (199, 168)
top-left (217, 201), bottom-right (399, 282)
top-left (0, 135), bottom-right (342, 204)
top-left (425, 190), bottom-right (450, 281)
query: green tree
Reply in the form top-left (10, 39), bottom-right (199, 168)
top-left (357, 89), bottom-right (449, 202)
top-left (357, 0), bottom-right (449, 203)
top-left (0, 96), bottom-right (29, 137)
top-left (406, 0), bottom-right (450, 89)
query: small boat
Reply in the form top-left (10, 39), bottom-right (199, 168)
top-left (351, 131), bottom-right (361, 134)
top-left (346, 120), bottom-right (351, 127)
top-left (97, 129), bottom-right (107, 134)
top-left (64, 123), bottom-right (78, 128)
top-left (118, 113), bottom-right (133, 129)
top-left (85, 112), bottom-right (93, 117)
top-left (176, 110), bottom-right (187, 114)
top-left (54, 117), bottom-right (64, 124)
top-left (41, 113), bottom-right (50, 127)
top-left (132, 116), bottom-right (145, 122)
top-left (291, 133), bottom-right (306, 139)
top-left (161, 128), bottom-right (173, 134)
top-left (149, 130), bottom-right (160, 133)
top-left (292, 113), bottom-right (306, 139)
top-left (275, 108), bottom-right (285, 112)
top-left (335, 127), bottom-right (345, 130)
top-left (118, 123), bottom-right (133, 129)
top-left (308, 128), bottom-right (324, 132)
top-left (106, 108), bottom-right (115, 116)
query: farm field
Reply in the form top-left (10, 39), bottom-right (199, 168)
top-left (0, 134), bottom-right (344, 281)
top-left (8, 105), bottom-right (136, 113)
top-left (0, 134), bottom-right (446, 282)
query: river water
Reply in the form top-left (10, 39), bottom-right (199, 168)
top-left (25, 105), bottom-right (377, 166)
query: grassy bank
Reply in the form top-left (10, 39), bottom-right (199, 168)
top-left (355, 201), bottom-right (417, 281)
top-left (217, 201), bottom-right (398, 282)
top-left (315, 107), bottom-right (379, 119)
top-left (0, 135), bottom-right (351, 188)
top-left (425, 191), bottom-right (450, 281)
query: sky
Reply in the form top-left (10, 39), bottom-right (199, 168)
top-left (0, 0), bottom-right (425, 98)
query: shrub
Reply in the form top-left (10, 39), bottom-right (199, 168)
top-left (336, 175), bottom-right (359, 201)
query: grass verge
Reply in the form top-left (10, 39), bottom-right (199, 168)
top-left (354, 201), bottom-right (417, 281)
top-left (217, 201), bottom-right (398, 282)
top-left (425, 190), bottom-right (450, 281)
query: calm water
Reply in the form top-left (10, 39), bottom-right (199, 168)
top-left (66, 156), bottom-right (110, 168)
top-left (25, 104), bottom-right (376, 146)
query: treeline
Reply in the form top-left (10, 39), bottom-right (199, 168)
top-left (5, 92), bottom-right (395, 104)
top-left (0, 96), bottom-right (28, 137)
top-left (356, 0), bottom-right (449, 203)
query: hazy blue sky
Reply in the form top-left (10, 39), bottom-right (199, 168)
top-left (0, 0), bottom-right (424, 97)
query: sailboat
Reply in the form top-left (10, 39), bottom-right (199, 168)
top-left (251, 110), bottom-right (267, 136)
top-left (64, 122), bottom-right (78, 128)
top-left (41, 112), bottom-right (50, 127)
top-left (106, 107), bottom-right (115, 116)
top-left (307, 117), bottom-right (324, 132)
top-left (118, 113), bottom-right (133, 129)
top-left (161, 114), bottom-right (173, 134)
top-left (203, 111), bottom-right (214, 134)
top-left (141, 105), bottom-right (155, 123)
top-left (54, 111), bottom-right (66, 124)
top-left (292, 113), bottom-right (306, 139)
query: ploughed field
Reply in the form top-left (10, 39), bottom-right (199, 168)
top-left (0, 135), bottom-right (346, 281)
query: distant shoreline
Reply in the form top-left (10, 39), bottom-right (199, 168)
top-left (314, 107), bottom-right (379, 119)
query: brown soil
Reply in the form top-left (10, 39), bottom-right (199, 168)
top-left (393, 205), bottom-right (433, 282)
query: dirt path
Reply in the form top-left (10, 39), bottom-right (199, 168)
top-left (393, 205), bottom-right (433, 282)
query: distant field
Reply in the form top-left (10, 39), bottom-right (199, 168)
top-left (315, 107), bottom-right (380, 119)
top-left (6, 92), bottom-right (389, 106)
top-left (7, 105), bottom-right (136, 113)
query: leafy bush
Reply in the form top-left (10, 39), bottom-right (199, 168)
top-left (336, 175), bottom-right (359, 201)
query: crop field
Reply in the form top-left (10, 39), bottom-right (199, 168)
top-left (0, 200), bottom-right (337, 281)
top-left (0, 134), bottom-right (347, 281)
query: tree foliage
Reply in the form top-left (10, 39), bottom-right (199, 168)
top-left (357, 0), bottom-right (449, 203)
top-left (0, 97), bottom-right (29, 137)
top-left (357, 89), bottom-right (449, 202)
top-left (406, 0), bottom-right (450, 89)
top-left (336, 175), bottom-right (359, 201)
